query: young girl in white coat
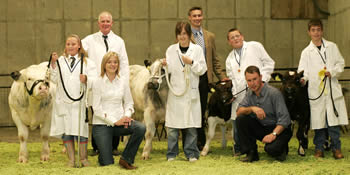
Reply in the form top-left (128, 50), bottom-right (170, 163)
top-left (50, 34), bottom-right (97, 167)
top-left (162, 22), bottom-right (207, 162)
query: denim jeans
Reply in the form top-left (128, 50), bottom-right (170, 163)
top-left (92, 120), bottom-right (146, 166)
top-left (167, 127), bottom-right (199, 160)
top-left (314, 124), bottom-right (341, 151)
top-left (232, 119), bottom-right (241, 153)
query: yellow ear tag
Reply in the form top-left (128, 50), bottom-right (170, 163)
top-left (275, 75), bottom-right (281, 81)
top-left (146, 66), bottom-right (151, 71)
top-left (318, 69), bottom-right (327, 94)
top-left (210, 88), bottom-right (215, 93)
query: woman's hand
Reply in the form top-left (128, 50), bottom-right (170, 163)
top-left (50, 52), bottom-right (58, 69)
top-left (161, 58), bottom-right (167, 66)
top-left (182, 55), bottom-right (193, 65)
top-left (115, 117), bottom-right (133, 128)
top-left (80, 74), bottom-right (87, 84)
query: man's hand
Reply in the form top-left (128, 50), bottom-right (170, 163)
top-left (161, 58), bottom-right (167, 66)
top-left (250, 106), bottom-right (266, 120)
top-left (325, 71), bottom-right (331, 78)
top-left (80, 74), bottom-right (87, 84)
top-left (262, 133), bottom-right (276, 143)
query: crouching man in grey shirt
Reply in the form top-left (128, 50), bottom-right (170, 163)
top-left (236, 66), bottom-right (292, 162)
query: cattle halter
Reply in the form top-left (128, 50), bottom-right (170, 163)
top-left (24, 80), bottom-right (49, 96)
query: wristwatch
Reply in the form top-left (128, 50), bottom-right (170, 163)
top-left (272, 132), bottom-right (277, 136)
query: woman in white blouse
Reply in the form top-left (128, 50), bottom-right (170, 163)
top-left (92, 51), bottom-right (145, 169)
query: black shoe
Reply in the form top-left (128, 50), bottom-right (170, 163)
top-left (240, 150), bottom-right (259, 162)
top-left (275, 150), bottom-right (287, 161)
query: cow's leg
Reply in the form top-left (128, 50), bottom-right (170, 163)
top-left (201, 117), bottom-right (218, 156)
top-left (296, 121), bottom-right (306, 156)
top-left (40, 115), bottom-right (51, 161)
top-left (220, 124), bottom-right (227, 149)
top-left (142, 108), bottom-right (155, 160)
top-left (11, 111), bottom-right (29, 163)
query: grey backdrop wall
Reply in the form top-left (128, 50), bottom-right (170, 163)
top-left (0, 0), bottom-right (349, 126)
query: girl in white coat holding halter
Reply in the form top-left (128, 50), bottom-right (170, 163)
top-left (50, 34), bottom-right (97, 167)
top-left (162, 22), bottom-right (207, 162)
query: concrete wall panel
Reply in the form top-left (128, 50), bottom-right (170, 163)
top-left (121, 0), bottom-right (149, 19)
top-left (292, 20), bottom-right (309, 67)
top-left (8, 0), bottom-right (35, 21)
top-left (36, 23), bottom-right (63, 62)
top-left (63, 0), bottom-right (91, 20)
top-left (122, 21), bottom-right (149, 65)
top-left (0, 23), bottom-right (7, 74)
top-left (150, 20), bottom-right (176, 60)
top-left (36, 0), bottom-right (63, 20)
top-left (93, 0), bottom-right (120, 20)
top-left (236, 0), bottom-right (263, 18)
top-left (179, 0), bottom-right (206, 19)
top-left (236, 19), bottom-right (264, 43)
top-left (8, 22), bottom-right (36, 71)
top-left (151, 0), bottom-right (177, 19)
top-left (65, 21), bottom-right (91, 40)
top-left (0, 0), bottom-right (8, 21)
top-left (207, 0), bottom-right (235, 18)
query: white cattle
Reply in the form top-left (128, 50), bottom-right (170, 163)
top-left (8, 62), bottom-right (55, 163)
top-left (129, 59), bottom-right (168, 160)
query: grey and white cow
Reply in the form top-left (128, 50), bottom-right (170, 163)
top-left (129, 59), bottom-right (168, 160)
top-left (8, 62), bottom-right (55, 163)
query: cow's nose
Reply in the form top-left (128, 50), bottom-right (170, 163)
top-left (147, 82), bottom-right (158, 90)
top-left (39, 85), bottom-right (48, 91)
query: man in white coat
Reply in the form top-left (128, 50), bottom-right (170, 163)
top-left (225, 28), bottom-right (275, 156)
top-left (298, 19), bottom-right (348, 159)
top-left (82, 11), bottom-right (130, 155)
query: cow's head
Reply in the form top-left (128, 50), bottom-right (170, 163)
top-left (211, 80), bottom-right (234, 105)
top-left (11, 65), bottom-right (50, 99)
top-left (146, 59), bottom-right (167, 91)
top-left (272, 70), bottom-right (304, 100)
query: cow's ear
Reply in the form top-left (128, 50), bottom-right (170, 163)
top-left (297, 71), bottom-right (304, 78)
top-left (10, 71), bottom-right (22, 81)
top-left (271, 73), bottom-right (283, 81)
top-left (144, 60), bottom-right (152, 67)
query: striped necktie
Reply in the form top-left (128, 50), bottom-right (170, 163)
top-left (195, 31), bottom-right (205, 53)
top-left (70, 57), bottom-right (75, 68)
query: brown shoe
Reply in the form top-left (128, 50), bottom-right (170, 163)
top-left (119, 158), bottom-right (137, 170)
top-left (333, 149), bottom-right (344, 159)
top-left (314, 150), bottom-right (324, 158)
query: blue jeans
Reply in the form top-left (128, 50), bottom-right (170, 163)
top-left (167, 127), bottom-right (199, 160)
top-left (232, 120), bottom-right (241, 153)
top-left (92, 120), bottom-right (146, 166)
top-left (314, 123), bottom-right (341, 152)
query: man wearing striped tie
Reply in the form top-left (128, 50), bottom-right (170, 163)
top-left (187, 6), bottom-right (227, 151)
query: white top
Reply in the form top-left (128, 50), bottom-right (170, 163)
top-left (165, 42), bottom-right (207, 128)
top-left (298, 39), bottom-right (348, 129)
top-left (50, 55), bottom-right (97, 138)
top-left (82, 31), bottom-right (130, 80)
top-left (225, 41), bottom-right (275, 120)
top-left (92, 75), bottom-right (134, 126)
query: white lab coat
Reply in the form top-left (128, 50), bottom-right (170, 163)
top-left (165, 42), bottom-right (207, 128)
top-left (225, 41), bottom-right (275, 120)
top-left (298, 39), bottom-right (348, 129)
top-left (50, 55), bottom-right (97, 138)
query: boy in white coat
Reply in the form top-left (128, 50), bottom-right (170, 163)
top-left (298, 19), bottom-right (348, 159)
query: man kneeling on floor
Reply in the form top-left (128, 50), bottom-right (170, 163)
top-left (236, 66), bottom-right (292, 162)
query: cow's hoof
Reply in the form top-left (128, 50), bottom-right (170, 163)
top-left (62, 146), bottom-right (66, 154)
top-left (298, 145), bottom-right (306, 156)
top-left (200, 151), bottom-right (208, 156)
top-left (18, 156), bottom-right (28, 163)
top-left (41, 154), bottom-right (50, 161)
top-left (141, 153), bottom-right (150, 160)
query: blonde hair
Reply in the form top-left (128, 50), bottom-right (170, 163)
top-left (63, 34), bottom-right (88, 63)
top-left (100, 51), bottom-right (120, 77)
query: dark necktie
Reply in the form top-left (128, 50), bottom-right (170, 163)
top-left (103, 35), bottom-right (109, 52)
top-left (70, 57), bottom-right (75, 68)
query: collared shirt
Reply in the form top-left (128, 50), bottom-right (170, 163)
top-left (238, 83), bottom-right (291, 128)
top-left (191, 27), bottom-right (206, 56)
top-left (82, 31), bottom-right (129, 80)
top-left (92, 75), bottom-right (134, 126)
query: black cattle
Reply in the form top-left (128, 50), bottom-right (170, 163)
top-left (201, 80), bottom-right (234, 156)
top-left (272, 71), bottom-right (310, 156)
